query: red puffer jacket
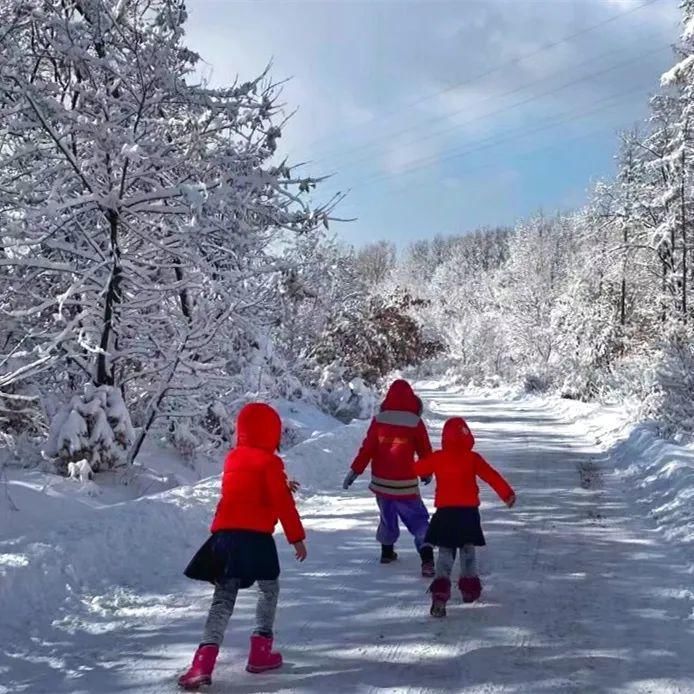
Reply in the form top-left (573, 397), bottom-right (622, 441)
top-left (351, 380), bottom-right (432, 499)
top-left (210, 403), bottom-right (305, 544)
top-left (414, 417), bottom-right (514, 508)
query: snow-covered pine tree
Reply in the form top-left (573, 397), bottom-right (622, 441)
top-left (657, 0), bottom-right (694, 323)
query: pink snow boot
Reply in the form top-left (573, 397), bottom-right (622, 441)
top-left (246, 634), bottom-right (283, 673)
top-left (178, 644), bottom-right (219, 690)
top-left (459, 576), bottom-right (482, 603)
top-left (429, 577), bottom-right (451, 618)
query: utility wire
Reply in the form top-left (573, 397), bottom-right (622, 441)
top-left (378, 94), bottom-right (655, 203)
top-left (299, 0), bottom-right (665, 158)
top-left (348, 77), bottom-right (660, 191)
top-left (328, 38), bottom-right (671, 173)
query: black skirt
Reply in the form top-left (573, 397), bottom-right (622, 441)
top-left (425, 507), bottom-right (486, 548)
top-left (184, 530), bottom-right (280, 589)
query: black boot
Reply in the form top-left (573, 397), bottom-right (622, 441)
top-left (420, 545), bottom-right (435, 577)
top-left (380, 544), bottom-right (398, 564)
top-left (419, 545), bottom-right (434, 563)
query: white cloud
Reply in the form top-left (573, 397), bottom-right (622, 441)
top-left (381, 137), bottom-right (440, 176)
top-left (182, 0), bottom-right (681, 207)
top-left (187, 2), bottom-right (676, 128)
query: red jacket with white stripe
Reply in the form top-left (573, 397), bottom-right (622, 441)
top-left (350, 380), bottom-right (432, 499)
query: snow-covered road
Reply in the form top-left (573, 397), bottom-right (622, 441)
top-left (4, 387), bottom-right (694, 693)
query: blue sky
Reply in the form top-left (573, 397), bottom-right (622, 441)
top-left (184, 0), bottom-right (680, 247)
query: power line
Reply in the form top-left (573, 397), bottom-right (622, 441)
top-left (335, 115), bottom-right (652, 235)
top-left (327, 39), bottom-right (670, 173)
top-left (355, 82), bottom-right (654, 191)
top-left (347, 77), bottom-right (659, 191)
top-left (298, 0), bottom-right (664, 156)
top-left (379, 108), bottom-right (651, 205)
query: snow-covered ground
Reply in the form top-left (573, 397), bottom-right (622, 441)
top-left (554, 398), bottom-right (694, 556)
top-left (2, 385), bottom-right (694, 693)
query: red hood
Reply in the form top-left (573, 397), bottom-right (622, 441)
top-left (235, 402), bottom-right (281, 452)
top-left (442, 417), bottom-right (475, 452)
top-left (380, 379), bottom-right (420, 414)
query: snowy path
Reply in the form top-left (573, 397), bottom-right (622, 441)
top-left (4, 387), bottom-right (694, 693)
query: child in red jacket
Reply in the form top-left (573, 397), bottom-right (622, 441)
top-left (178, 403), bottom-right (307, 690)
top-left (414, 417), bottom-right (515, 617)
top-left (343, 380), bottom-right (435, 576)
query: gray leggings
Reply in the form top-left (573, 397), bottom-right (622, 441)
top-left (202, 579), bottom-right (279, 646)
top-left (435, 546), bottom-right (477, 579)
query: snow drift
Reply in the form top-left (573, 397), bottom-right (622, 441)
top-left (0, 419), bottom-right (366, 652)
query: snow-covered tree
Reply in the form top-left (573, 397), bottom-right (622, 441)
top-left (312, 291), bottom-right (443, 385)
top-left (355, 241), bottom-right (397, 288)
top-left (44, 385), bottom-right (134, 472)
top-left (385, 0), bottom-right (694, 435)
top-left (0, 0), bottom-right (336, 465)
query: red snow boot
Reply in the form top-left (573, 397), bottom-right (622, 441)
top-left (459, 576), bottom-right (482, 603)
top-left (178, 644), bottom-right (218, 690)
top-left (429, 577), bottom-right (451, 618)
top-left (246, 634), bottom-right (283, 673)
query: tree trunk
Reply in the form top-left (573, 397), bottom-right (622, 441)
top-left (660, 248), bottom-right (668, 323)
top-left (680, 137), bottom-right (688, 322)
top-left (127, 347), bottom-right (185, 465)
top-left (95, 209), bottom-right (122, 387)
top-left (174, 264), bottom-right (194, 324)
top-left (621, 220), bottom-right (628, 327)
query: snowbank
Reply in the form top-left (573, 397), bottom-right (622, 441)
top-left (0, 414), bottom-right (362, 651)
top-left (284, 421), bottom-right (367, 493)
top-left (273, 398), bottom-right (344, 448)
top-left (530, 395), bottom-right (694, 556)
top-left (0, 478), bottom-right (217, 641)
top-left (612, 424), bottom-right (694, 549)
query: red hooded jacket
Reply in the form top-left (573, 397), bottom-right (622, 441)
top-left (210, 403), bottom-right (305, 544)
top-left (351, 380), bottom-right (432, 499)
top-left (414, 417), bottom-right (514, 508)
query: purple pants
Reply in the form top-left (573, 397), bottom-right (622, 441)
top-left (376, 496), bottom-right (431, 551)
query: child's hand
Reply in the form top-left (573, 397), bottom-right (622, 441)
top-left (288, 479), bottom-right (300, 494)
top-left (506, 493), bottom-right (516, 508)
top-left (343, 470), bottom-right (358, 490)
top-left (293, 541), bottom-right (307, 562)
